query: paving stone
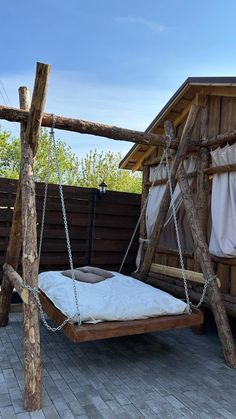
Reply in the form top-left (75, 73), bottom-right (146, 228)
top-left (1, 313), bottom-right (236, 418)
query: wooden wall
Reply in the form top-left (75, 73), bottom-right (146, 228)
top-left (147, 94), bottom-right (236, 316)
top-left (0, 178), bottom-right (140, 281)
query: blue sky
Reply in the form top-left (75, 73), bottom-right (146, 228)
top-left (1, 0), bottom-right (236, 158)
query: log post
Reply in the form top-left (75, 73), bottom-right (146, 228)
top-left (194, 97), bottom-right (210, 271)
top-left (177, 165), bottom-right (236, 368)
top-left (22, 62), bottom-right (50, 411)
top-left (0, 88), bottom-right (30, 326)
top-left (140, 164), bottom-right (150, 240)
top-left (137, 104), bottom-right (200, 279)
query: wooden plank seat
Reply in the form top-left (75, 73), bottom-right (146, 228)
top-left (39, 291), bottom-right (203, 343)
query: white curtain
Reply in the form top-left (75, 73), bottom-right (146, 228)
top-left (136, 157), bottom-right (197, 270)
top-left (146, 157), bottom-right (198, 239)
top-left (209, 143), bottom-right (236, 257)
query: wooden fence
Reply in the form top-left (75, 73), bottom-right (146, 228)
top-left (0, 178), bottom-right (140, 281)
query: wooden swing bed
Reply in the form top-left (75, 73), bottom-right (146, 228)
top-left (0, 62), bottom-right (235, 411)
top-left (40, 292), bottom-right (203, 343)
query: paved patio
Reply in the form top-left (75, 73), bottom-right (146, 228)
top-left (0, 312), bottom-right (235, 419)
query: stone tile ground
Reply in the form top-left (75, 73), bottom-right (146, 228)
top-left (0, 313), bottom-right (235, 419)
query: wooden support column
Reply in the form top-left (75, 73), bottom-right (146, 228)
top-left (177, 165), bottom-right (236, 368)
top-left (0, 88), bottom-right (30, 326)
top-left (194, 97), bottom-right (210, 271)
top-left (140, 164), bottom-right (150, 240)
top-left (137, 104), bottom-right (200, 279)
top-left (22, 62), bottom-right (50, 411)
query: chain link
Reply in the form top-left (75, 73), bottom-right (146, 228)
top-left (50, 115), bottom-right (81, 324)
top-left (165, 139), bottom-right (216, 309)
top-left (25, 115), bottom-right (81, 332)
top-left (165, 145), bottom-right (191, 312)
top-left (119, 145), bottom-right (170, 273)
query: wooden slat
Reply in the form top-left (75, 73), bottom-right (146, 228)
top-left (151, 263), bottom-right (221, 286)
top-left (39, 292), bottom-right (203, 343)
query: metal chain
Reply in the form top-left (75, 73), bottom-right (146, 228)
top-left (165, 144), bottom-right (191, 312)
top-left (119, 145), bottom-right (170, 273)
top-left (25, 115), bottom-right (81, 332)
top-left (50, 114), bottom-right (81, 324)
top-left (22, 284), bottom-right (73, 331)
top-left (38, 144), bottom-right (50, 263)
top-left (165, 139), bottom-right (216, 309)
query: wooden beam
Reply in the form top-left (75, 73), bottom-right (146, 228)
top-left (204, 163), bottom-right (236, 175)
top-left (202, 130), bottom-right (236, 148)
top-left (131, 146), bottom-right (156, 173)
top-left (40, 292), bottom-right (203, 342)
top-left (137, 105), bottom-right (200, 279)
top-left (0, 87), bottom-right (30, 327)
top-left (140, 165), bottom-right (150, 239)
top-left (130, 95), bottom-right (201, 172)
top-left (3, 264), bottom-right (29, 304)
top-left (177, 164), bottom-right (236, 368)
top-left (205, 86), bottom-right (236, 97)
top-left (0, 105), bottom-right (181, 149)
top-left (145, 171), bottom-right (197, 187)
top-left (22, 62), bottom-right (50, 411)
top-left (194, 98), bottom-right (210, 272)
top-left (150, 263), bottom-right (221, 287)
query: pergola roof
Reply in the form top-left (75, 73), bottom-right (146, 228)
top-left (119, 77), bottom-right (236, 171)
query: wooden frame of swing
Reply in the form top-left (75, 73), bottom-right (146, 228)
top-left (1, 62), bottom-right (236, 412)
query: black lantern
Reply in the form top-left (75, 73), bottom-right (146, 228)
top-left (99, 180), bottom-right (107, 195)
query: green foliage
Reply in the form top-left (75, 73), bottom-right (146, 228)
top-left (0, 128), bottom-right (141, 193)
top-left (0, 130), bottom-right (21, 179)
top-left (78, 150), bottom-right (141, 193)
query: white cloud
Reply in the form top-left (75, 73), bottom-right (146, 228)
top-left (115, 16), bottom-right (166, 33)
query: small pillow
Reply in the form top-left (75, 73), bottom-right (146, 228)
top-left (62, 270), bottom-right (105, 283)
top-left (78, 266), bottom-right (114, 279)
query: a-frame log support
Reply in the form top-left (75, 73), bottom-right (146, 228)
top-left (0, 88), bottom-right (30, 326)
top-left (136, 104), bottom-right (200, 280)
top-left (177, 165), bottom-right (236, 368)
top-left (21, 62), bottom-right (50, 411)
top-left (194, 97), bottom-right (210, 272)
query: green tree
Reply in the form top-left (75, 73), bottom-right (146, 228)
top-left (0, 129), bottom-right (141, 193)
top-left (0, 128), bottom-right (80, 185)
top-left (78, 150), bottom-right (141, 193)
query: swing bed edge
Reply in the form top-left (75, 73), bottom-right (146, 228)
top-left (39, 291), bottom-right (203, 343)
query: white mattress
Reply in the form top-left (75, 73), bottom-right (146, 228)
top-left (39, 271), bottom-right (188, 324)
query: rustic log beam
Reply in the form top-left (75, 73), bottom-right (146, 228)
top-left (204, 163), bottom-right (236, 175)
top-left (144, 171), bottom-right (197, 187)
top-left (202, 130), bottom-right (236, 148)
top-left (137, 105), bottom-right (200, 279)
top-left (150, 263), bottom-right (221, 287)
top-left (144, 155), bottom-right (173, 167)
top-left (22, 62), bottom-right (50, 411)
top-left (177, 165), bottom-right (236, 368)
top-left (0, 87), bottom-right (30, 327)
top-left (140, 165), bottom-right (150, 240)
top-left (194, 98), bottom-right (210, 272)
top-left (0, 104), bottom-right (182, 149)
top-left (3, 264), bottom-right (29, 304)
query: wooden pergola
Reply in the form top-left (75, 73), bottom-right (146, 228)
top-left (0, 63), bottom-right (235, 411)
